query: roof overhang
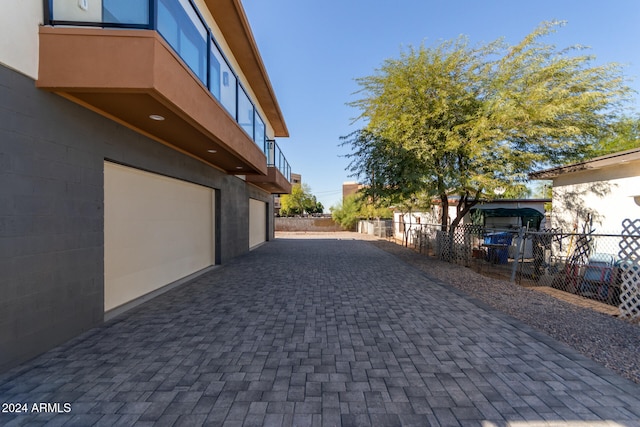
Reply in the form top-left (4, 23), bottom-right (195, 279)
top-left (207, 0), bottom-right (288, 137)
top-left (529, 148), bottom-right (640, 180)
top-left (247, 167), bottom-right (292, 194)
top-left (37, 27), bottom-right (268, 175)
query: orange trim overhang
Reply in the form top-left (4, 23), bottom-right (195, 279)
top-left (247, 167), bottom-right (292, 194)
top-left (37, 27), bottom-right (269, 176)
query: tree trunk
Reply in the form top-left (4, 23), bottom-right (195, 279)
top-left (403, 210), bottom-right (411, 247)
top-left (450, 190), bottom-right (481, 230)
top-left (440, 194), bottom-right (449, 232)
top-left (451, 201), bottom-right (475, 229)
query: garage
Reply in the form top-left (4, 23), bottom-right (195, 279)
top-left (104, 162), bottom-right (215, 312)
top-left (249, 198), bottom-right (267, 249)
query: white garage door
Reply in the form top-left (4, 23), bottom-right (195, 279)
top-left (249, 198), bottom-right (266, 249)
top-left (104, 162), bottom-right (214, 312)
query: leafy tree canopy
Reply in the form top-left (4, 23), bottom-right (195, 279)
top-left (330, 194), bottom-right (393, 230)
top-left (280, 183), bottom-right (323, 216)
top-left (591, 115), bottom-right (640, 156)
top-left (330, 195), bottom-right (362, 230)
top-left (343, 21), bottom-right (633, 231)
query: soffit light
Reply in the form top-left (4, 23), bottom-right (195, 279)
top-left (149, 114), bottom-right (165, 121)
top-left (207, 149), bottom-right (217, 153)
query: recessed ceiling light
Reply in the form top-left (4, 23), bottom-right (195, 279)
top-left (207, 149), bottom-right (217, 153)
top-left (235, 166), bottom-right (243, 169)
top-left (149, 114), bottom-right (165, 121)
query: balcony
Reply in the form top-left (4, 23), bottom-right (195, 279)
top-left (38, 0), bottom-right (291, 192)
top-left (247, 140), bottom-right (292, 194)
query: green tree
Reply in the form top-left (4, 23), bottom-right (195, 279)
top-left (331, 193), bottom-right (393, 230)
top-left (359, 203), bottom-right (393, 221)
top-left (306, 199), bottom-right (324, 215)
top-left (330, 195), bottom-right (362, 230)
top-left (530, 181), bottom-right (553, 199)
top-left (345, 21), bottom-right (632, 232)
top-left (280, 183), bottom-right (321, 216)
top-left (340, 130), bottom-right (427, 209)
top-left (592, 115), bottom-right (640, 156)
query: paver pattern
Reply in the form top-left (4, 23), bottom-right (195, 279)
top-left (1, 236), bottom-right (640, 426)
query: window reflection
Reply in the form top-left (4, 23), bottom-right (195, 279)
top-left (255, 114), bottom-right (266, 153)
top-left (103, 0), bottom-right (148, 25)
top-left (238, 87), bottom-right (255, 138)
top-left (49, 0), bottom-right (273, 149)
top-left (157, 0), bottom-right (207, 85)
top-left (210, 43), bottom-right (237, 118)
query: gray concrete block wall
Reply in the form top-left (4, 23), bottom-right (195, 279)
top-left (0, 65), bottom-right (273, 372)
top-left (0, 66), bottom-right (105, 372)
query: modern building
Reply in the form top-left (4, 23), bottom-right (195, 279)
top-left (0, 0), bottom-right (292, 372)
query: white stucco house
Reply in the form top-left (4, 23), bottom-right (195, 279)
top-left (529, 148), bottom-right (640, 234)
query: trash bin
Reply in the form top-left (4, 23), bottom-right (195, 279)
top-left (484, 232), bottom-right (513, 264)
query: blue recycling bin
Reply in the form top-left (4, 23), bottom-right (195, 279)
top-left (484, 232), bottom-right (513, 264)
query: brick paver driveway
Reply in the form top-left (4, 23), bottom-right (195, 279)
top-left (1, 236), bottom-right (640, 426)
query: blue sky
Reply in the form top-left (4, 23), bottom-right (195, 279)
top-left (242, 1), bottom-right (640, 211)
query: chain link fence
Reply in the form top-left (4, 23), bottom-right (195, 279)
top-left (358, 219), bottom-right (640, 320)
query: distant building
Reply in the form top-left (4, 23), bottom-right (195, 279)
top-left (343, 181), bottom-right (364, 200)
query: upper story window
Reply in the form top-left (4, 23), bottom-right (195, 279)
top-left (47, 0), bottom-right (268, 152)
top-left (238, 86), bottom-right (255, 139)
top-left (103, 0), bottom-right (149, 24)
top-left (157, 0), bottom-right (208, 85)
top-left (255, 114), bottom-right (266, 152)
top-left (210, 41), bottom-right (237, 118)
top-left (51, 0), bottom-right (149, 25)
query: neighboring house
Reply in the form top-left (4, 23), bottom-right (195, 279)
top-left (530, 148), bottom-right (640, 234)
top-left (393, 198), bottom-right (549, 230)
top-left (1, 0), bottom-right (291, 372)
top-left (391, 199), bottom-right (548, 257)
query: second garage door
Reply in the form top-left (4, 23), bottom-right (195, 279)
top-left (249, 198), bottom-right (266, 249)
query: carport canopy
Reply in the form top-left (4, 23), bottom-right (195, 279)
top-left (470, 207), bottom-right (545, 230)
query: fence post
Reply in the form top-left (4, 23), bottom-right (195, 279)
top-left (510, 227), bottom-right (525, 283)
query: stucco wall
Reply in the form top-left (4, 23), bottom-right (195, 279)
top-left (551, 165), bottom-right (640, 233)
top-left (0, 1), bottom-right (41, 78)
